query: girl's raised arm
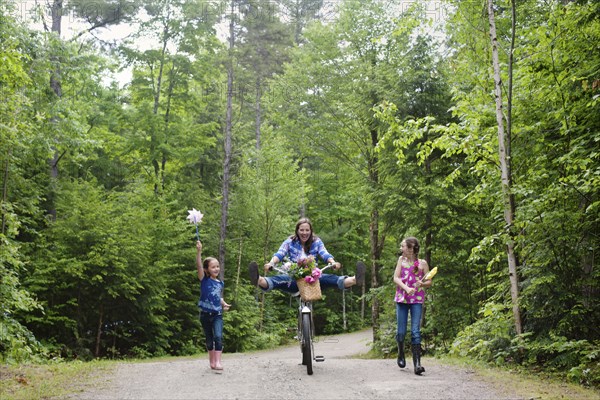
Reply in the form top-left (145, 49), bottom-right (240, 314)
top-left (196, 241), bottom-right (204, 281)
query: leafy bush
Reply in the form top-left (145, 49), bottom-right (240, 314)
top-left (0, 315), bottom-right (46, 364)
top-left (510, 335), bottom-right (600, 387)
top-left (449, 302), bottom-right (513, 364)
top-left (449, 302), bottom-right (600, 388)
top-left (1, 235), bottom-right (45, 363)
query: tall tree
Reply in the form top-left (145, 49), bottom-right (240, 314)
top-left (37, 0), bottom-right (140, 218)
top-left (0, 1), bottom-right (45, 361)
top-left (487, 0), bottom-right (522, 334)
top-left (237, 0), bottom-right (293, 149)
top-left (121, 0), bottom-right (219, 195)
top-left (279, 0), bottom-right (324, 44)
top-left (218, 0), bottom-right (237, 279)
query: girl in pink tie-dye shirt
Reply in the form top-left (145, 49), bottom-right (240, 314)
top-left (392, 237), bottom-right (432, 375)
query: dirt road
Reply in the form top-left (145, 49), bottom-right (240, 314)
top-left (72, 329), bottom-right (524, 400)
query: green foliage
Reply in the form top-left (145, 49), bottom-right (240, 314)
top-left (452, 311), bottom-right (600, 387)
top-left (0, 0), bottom-right (46, 363)
top-left (0, 0), bottom-right (598, 392)
top-left (18, 180), bottom-right (201, 358)
top-left (222, 288), bottom-right (281, 352)
top-left (517, 335), bottom-right (600, 387)
top-left (229, 131), bottom-right (307, 262)
top-left (217, 262), bottom-right (278, 352)
top-left (437, 0), bottom-right (600, 388)
top-left (0, 315), bottom-right (45, 364)
top-left (315, 289), bottom-right (365, 334)
top-left (0, 234), bottom-right (43, 363)
top-left (450, 303), bottom-right (514, 363)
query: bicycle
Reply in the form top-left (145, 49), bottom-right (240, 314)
top-left (266, 262), bottom-right (335, 375)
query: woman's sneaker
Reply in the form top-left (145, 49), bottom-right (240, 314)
top-left (355, 261), bottom-right (366, 286)
top-left (248, 262), bottom-right (259, 286)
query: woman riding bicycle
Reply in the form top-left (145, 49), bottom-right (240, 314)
top-left (249, 217), bottom-right (365, 292)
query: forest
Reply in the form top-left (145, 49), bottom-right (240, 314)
top-left (1, 0), bottom-right (598, 389)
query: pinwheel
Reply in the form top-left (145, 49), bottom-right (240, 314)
top-left (422, 266), bottom-right (438, 282)
top-left (186, 208), bottom-right (204, 241)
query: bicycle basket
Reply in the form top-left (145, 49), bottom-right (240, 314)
top-left (296, 278), bottom-right (322, 301)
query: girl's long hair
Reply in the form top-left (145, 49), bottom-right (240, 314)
top-left (403, 237), bottom-right (421, 274)
top-left (404, 237), bottom-right (420, 257)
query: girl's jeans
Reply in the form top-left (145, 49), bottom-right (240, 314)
top-left (395, 302), bottom-right (423, 344)
top-left (264, 273), bottom-right (346, 293)
top-left (200, 311), bottom-right (223, 351)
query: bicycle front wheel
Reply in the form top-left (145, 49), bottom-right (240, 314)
top-left (301, 313), bottom-right (313, 375)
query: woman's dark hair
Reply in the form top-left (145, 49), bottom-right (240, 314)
top-left (404, 237), bottom-right (420, 256)
top-left (292, 217), bottom-right (315, 254)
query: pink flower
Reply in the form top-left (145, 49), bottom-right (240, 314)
top-left (311, 268), bottom-right (322, 279)
top-left (305, 276), bottom-right (316, 284)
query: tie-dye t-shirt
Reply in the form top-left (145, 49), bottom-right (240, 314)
top-left (394, 259), bottom-right (426, 304)
top-left (198, 276), bottom-right (224, 313)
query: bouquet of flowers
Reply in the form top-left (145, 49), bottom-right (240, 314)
top-left (285, 256), bottom-right (322, 284)
top-left (283, 256), bottom-right (323, 301)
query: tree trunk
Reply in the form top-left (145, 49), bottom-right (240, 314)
top-left (2, 148), bottom-right (10, 235)
top-left (360, 280), bottom-right (365, 320)
top-left (421, 135), bottom-right (434, 329)
top-left (47, 0), bottom-right (63, 221)
top-left (487, 0), bottom-right (522, 335)
top-left (219, 0), bottom-right (236, 280)
top-left (152, 18), bottom-right (170, 195)
top-left (255, 78), bottom-right (262, 149)
top-left (369, 207), bottom-right (384, 341)
top-left (161, 65), bottom-right (177, 193)
top-left (342, 282), bottom-right (347, 330)
top-left (580, 236), bottom-right (594, 308)
top-left (95, 303), bottom-right (104, 357)
top-left (367, 123), bottom-right (384, 342)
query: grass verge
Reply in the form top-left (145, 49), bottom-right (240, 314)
top-left (433, 354), bottom-right (600, 400)
top-left (0, 360), bottom-right (115, 400)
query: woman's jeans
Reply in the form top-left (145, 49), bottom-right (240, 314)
top-left (200, 311), bottom-right (223, 351)
top-left (395, 302), bottom-right (422, 344)
top-left (264, 273), bottom-right (346, 293)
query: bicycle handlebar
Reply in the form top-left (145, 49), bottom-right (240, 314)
top-left (268, 262), bottom-right (335, 275)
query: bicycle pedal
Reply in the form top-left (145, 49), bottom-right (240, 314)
top-left (314, 356), bottom-right (325, 362)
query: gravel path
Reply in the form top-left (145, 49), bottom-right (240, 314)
top-left (72, 329), bottom-right (525, 400)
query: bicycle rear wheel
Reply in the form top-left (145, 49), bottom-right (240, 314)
top-left (301, 313), bottom-right (313, 375)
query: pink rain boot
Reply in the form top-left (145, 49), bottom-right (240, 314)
top-left (208, 350), bottom-right (216, 369)
top-left (214, 350), bottom-right (223, 371)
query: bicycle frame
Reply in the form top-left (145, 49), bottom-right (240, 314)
top-left (268, 263), bottom-right (334, 375)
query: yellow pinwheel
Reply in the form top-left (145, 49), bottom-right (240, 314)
top-left (422, 267), bottom-right (438, 282)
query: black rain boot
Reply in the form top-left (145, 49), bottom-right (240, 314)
top-left (397, 341), bottom-right (406, 368)
top-left (412, 344), bottom-right (425, 375)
